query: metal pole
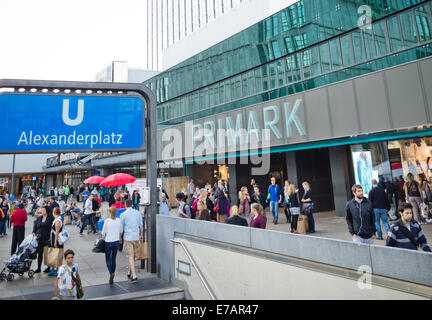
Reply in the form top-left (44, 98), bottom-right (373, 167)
top-left (146, 91), bottom-right (158, 274)
top-left (10, 154), bottom-right (16, 201)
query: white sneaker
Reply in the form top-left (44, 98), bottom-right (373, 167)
top-left (426, 219), bottom-right (432, 223)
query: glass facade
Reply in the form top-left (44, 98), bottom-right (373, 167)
top-left (154, 1), bottom-right (432, 127)
top-left (146, 0), bottom-right (246, 70)
top-left (146, 0), bottom-right (428, 102)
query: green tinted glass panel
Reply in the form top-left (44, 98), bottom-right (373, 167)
top-left (400, 11), bottom-right (419, 48)
top-left (285, 56), bottom-right (293, 83)
top-left (415, 5), bottom-right (432, 42)
top-left (363, 28), bottom-right (376, 60)
top-left (269, 62), bottom-right (277, 89)
top-left (341, 34), bottom-right (353, 66)
top-left (373, 21), bottom-right (389, 56)
top-left (387, 16), bottom-right (403, 51)
top-left (292, 53), bottom-right (302, 82)
top-left (352, 30), bottom-right (366, 64)
top-left (262, 65), bottom-right (269, 91)
top-left (329, 39), bottom-right (342, 69)
top-left (242, 74), bottom-right (249, 97)
top-left (248, 71), bottom-right (256, 95)
top-left (320, 42), bottom-right (331, 72)
top-left (277, 60), bottom-right (285, 86)
top-left (255, 68), bottom-right (263, 92)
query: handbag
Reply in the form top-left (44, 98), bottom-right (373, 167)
top-left (58, 230), bottom-right (70, 245)
top-left (135, 241), bottom-right (149, 260)
top-left (92, 238), bottom-right (106, 253)
top-left (46, 247), bottom-right (64, 268)
top-left (214, 199), bottom-right (220, 213)
top-left (64, 265), bottom-right (84, 299)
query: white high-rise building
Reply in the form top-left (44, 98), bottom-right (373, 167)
top-left (146, 0), bottom-right (297, 71)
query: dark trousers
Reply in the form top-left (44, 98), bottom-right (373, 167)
top-left (0, 220), bottom-right (5, 235)
top-left (291, 215), bottom-right (299, 231)
top-left (308, 211), bottom-right (315, 232)
top-left (80, 214), bottom-right (96, 233)
top-left (283, 203), bottom-right (291, 223)
top-left (11, 226), bottom-right (25, 255)
top-left (105, 241), bottom-right (119, 275)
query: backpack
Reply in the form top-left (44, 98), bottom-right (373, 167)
top-left (182, 204), bottom-right (192, 218)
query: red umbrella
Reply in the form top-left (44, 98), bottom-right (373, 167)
top-left (84, 176), bottom-right (105, 184)
top-left (99, 173), bottom-right (136, 187)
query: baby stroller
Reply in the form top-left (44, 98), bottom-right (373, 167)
top-left (0, 234), bottom-right (38, 281)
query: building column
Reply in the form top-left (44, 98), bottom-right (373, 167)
top-left (329, 146), bottom-right (352, 217)
top-left (228, 164), bottom-right (238, 206)
top-left (185, 163), bottom-right (193, 179)
top-left (285, 151), bottom-right (298, 187)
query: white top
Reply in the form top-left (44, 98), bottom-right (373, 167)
top-left (102, 218), bottom-right (122, 243)
top-left (84, 198), bottom-right (92, 215)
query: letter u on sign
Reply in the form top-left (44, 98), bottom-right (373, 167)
top-left (62, 99), bottom-right (84, 126)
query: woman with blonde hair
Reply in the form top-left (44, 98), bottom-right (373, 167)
top-left (249, 203), bottom-right (266, 229)
top-left (301, 181), bottom-right (315, 233)
top-left (237, 186), bottom-right (251, 222)
top-left (101, 206), bottom-right (122, 285)
top-left (225, 205), bottom-right (248, 226)
top-left (404, 173), bottom-right (426, 224)
top-left (288, 184), bottom-right (300, 233)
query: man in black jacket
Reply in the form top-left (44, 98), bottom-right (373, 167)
top-left (368, 179), bottom-right (391, 240)
top-left (346, 184), bottom-right (376, 244)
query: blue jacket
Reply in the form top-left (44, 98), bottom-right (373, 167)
top-left (267, 184), bottom-right (282, 202)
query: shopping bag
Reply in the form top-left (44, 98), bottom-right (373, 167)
top-left (135, 241), bottom-right (149, 260)
top-left (64, 215), bottom-right (71, 225)
top-left (46, 247), bottom-right (64, 268)
top-left (297, 215), bottom-right (309, 234)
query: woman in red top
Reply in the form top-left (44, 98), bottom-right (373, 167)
top-left (111, 196), bottom-right (126, 209)
top-left (10, 203), bottom-right (27, 255)
top-left (249, 203), bottom-right (266, 229)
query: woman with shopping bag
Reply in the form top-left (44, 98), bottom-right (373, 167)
top-left (47, 207), bottom-right (64, 276)
top-left (32, 207), bottom-right (53, 273)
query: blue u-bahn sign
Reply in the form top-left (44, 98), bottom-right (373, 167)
top-left (0, 93), bottom-right (145, 153)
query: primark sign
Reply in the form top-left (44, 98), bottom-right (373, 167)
top-left (160, 98), bottom-right (307, 174)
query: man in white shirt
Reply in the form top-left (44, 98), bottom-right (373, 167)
top-left (79, 194), bottom-right (96, 235)
top-left (120, 199), bottom-right (143, 284)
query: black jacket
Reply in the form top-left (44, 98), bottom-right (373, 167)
top-left (251, 193), bottom-right (267, 208)
top-left (226, 215), bottom-right (248, 226)
top-left (33, 215), bottom-right (53, 244)
top-left (368, 186), bottom-right (390, 210)
top-left (346, 197), bottom-right (377, 239)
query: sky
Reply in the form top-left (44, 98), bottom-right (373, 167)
top-left (0, 0), bottom-right (148, 82)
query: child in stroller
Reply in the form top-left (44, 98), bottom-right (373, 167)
top-left (0, 234), bottom-right (38, 281)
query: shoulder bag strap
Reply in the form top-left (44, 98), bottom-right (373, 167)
top-left (398, 223), bottom-right (419, 248)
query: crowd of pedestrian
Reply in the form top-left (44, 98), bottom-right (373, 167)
top-left (169, 177), bottom-right (316, 234)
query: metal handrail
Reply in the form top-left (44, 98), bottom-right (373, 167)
top-left (170, 239), bottom-right (216, 300)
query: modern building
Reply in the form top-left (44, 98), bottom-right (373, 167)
top-left (146, 0), bottom-right (293, 70)
top-left (151, 0), bottom-right (432, 215)
top-left (44, 0), bottom-right (432, 219)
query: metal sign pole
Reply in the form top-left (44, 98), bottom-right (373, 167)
top-left (10, 154), bottom-right (16, 200)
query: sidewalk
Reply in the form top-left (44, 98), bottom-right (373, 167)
top-left (0, 202), bottom-right (151, 300)
top-left (168, 206), bottom-right (432, 246)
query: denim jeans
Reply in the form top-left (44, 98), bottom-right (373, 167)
top-left (374, 208), bottom-right (389, 238)
top-left (80, 214), bottom-right (96, 233)
top-left (308, 210), bottom-right (315, 233)
top-left (270, 201), bottom-right (279, 223)
top-left (133, 204), bottom-right (139, 211)
top-left (353, 235), bottom-right (374, 245)
top-left (105, 241), bottom-right (119, 275)
top-left (0, 220), bottom-right (4, 235)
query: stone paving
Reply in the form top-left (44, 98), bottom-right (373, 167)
top-left (1, 200), bottom-right (431, 299)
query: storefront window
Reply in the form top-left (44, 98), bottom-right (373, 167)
top-left (388, 137), bottom-right (432, 181)
top-left (350, 142), bottom-right (392, 195)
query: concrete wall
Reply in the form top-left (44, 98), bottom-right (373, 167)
top-left (157, 215), bottom-right (432, 299)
